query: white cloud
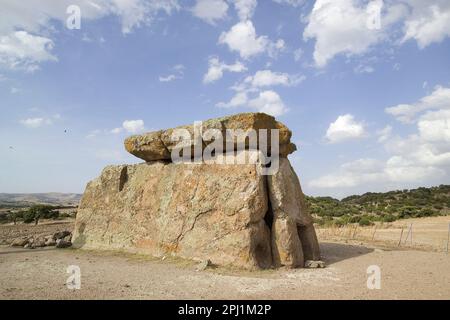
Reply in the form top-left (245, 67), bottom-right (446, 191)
top-left (417, 109), bottom-right (450, 143)
top-left (310, 158), bottom-right (384, 188)
top-left (244, 69), bottom-right (304, 88)
top-left (402, 0), bottom-right (450, 48)
top-left (0, 31), bottom-right (56, 71)
top-left (10, 87), bottom-right (20, 94)
top-left (20, 117), bottom-right (52, 128)
top-left (273, 0), bottom-right (305, 7)
top-left (376, 125), bottom-right (392, 143)
top-left (111, 127), bottom-right (123, 134)
top-left (325, 114), bottom-right (366, 143)
top-left (159, 64), bottom-right (185, 82)
top-left (218, 20), bottom-right (284, 59)
top-left (312, 84), bottom-right (450, 191)
top-left (217, 89), bottom-right (288, 116)
top-left (0, 0), bottom-right (179, 71)
top-left (203, 57), bottom-right (246, 83)
top-left (248, 90), bottom-right (287, 116)
top-left (232, 0), bottom-right (257, 21)
top-left (191, 0), bottom-right (229, 25)
top-left (216, 91), bottom-right (248, 108)
top-left (354, 64), bottom-right (375, 74)
top-left (103, 0), bottom-right (180, 34)
top-left (385, 85), bottom-right (450, 123)
top-left (293, 48), bottom-right (303, 61)
top-left (122, 120), bottom-right (145, 134)
top-left (303, 0), bottom-right (406, 67)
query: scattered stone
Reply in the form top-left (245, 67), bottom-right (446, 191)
top-left (196, 259), bottom-right (212, 272)
top-left (33, 238), bottom-right (46, 248)
top-left (56, 239), bottom-right (72, 248)
top-left (45, 238), bottom-right (57, 246)
top-left (11, 237), bottom-right (28, 247)
top-left (304, 260), bottom-right (326, 268)
top-left (53, 231), bottom-right (71, 240)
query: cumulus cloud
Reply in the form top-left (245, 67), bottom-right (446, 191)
top-left (191, 0), bottom-right (229, 25)
top-left (385, 85), bottom-right (450, 123)
top-left (203, 57), bottom-right (246, 83)
top-left (303, 0), bottom-right (382, 67)
top-left (402, 0), bottom-right (450, 48)
top-left (232, 0), bottom-right (258, 21)
top-left (302, 0), bottom-right (450, 67)
top-left (0, 0), bottom-right (179, 71)
top-left (159, 64), bottom-right (185, 82)
top-left (273, 0), bottom-right (305, 6)
top-left (20, 117), bottom-right (52, 128)
top-left (325, 114), bottom-right (366, 143)
top-left (219, 20), bottom-right (284, 59)
top-left (0, 31), bottom-right (57, 72)
top-left (311, 85), bottom-right (450, 191)
top-left (122, 120), bottom-right (145, 134)
top-left (218, 88), bottom-right (288, 117)
top-left (243, 69), bottom-right (304, 88)
top-left (216, 68), bottom-right (303, 115)
top-left (377, 125), bottom-right (392, 143)
top-left (248, 90), bottom-right (287, 116)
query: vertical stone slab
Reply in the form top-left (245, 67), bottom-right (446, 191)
top-left (267, 158), bottom-right (320, 267)
top-left (271, 215), bottom-right (304, 268)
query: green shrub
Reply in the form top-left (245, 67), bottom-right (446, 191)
top-left (358, 217), bottom-right (373, 226)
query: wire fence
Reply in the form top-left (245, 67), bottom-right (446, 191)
top-left (316, 220), bottom-right (450, 253)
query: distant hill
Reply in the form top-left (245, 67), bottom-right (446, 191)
top-left (0, 193), bottom-right (82, 207)
top-left (306, 185), bottom-right (450, 226)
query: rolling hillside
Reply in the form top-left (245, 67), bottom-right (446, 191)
top-left (0, 193), bottom-right (82, 207)
top-left (306, 185), bottom-right (450, 226)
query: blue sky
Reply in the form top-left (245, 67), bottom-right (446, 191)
top-left (0, 0), bottom-right (449, 198)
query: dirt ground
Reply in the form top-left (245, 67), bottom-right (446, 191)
top-left (1, 218), bottom-right (449, 300)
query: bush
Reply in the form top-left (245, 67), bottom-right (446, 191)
top-left (358, 217), bottom-right (374, 226)
top-left (23, 205), bottom-right (58, 224)
top-left (382, 214), bottom-right (396, 223)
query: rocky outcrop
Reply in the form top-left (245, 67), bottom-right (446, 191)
top-left (72, 113), bottom-right (320, 269)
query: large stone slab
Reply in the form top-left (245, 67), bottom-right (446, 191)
top-left (72, 157), bottom-right (273, 269)
top-left (124, 112), bottom-right (297, 162)
top-left (268, 158), bottom-right (320, 267)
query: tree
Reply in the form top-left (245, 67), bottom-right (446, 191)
top-left (23, 205), bottom-right (57, 225)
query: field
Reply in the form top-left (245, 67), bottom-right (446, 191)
top-left (317, 216), bottom-right (450, 252)
top-left (0, 216), bottom-right (449, 299)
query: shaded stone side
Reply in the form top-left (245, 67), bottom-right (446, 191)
top-left (267, 158), bottom-right (320, 267)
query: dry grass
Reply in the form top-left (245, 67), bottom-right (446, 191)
top-left (316, 215), bottom-right (450, 252)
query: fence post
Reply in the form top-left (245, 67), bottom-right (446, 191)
top-left (398, 227), bottom-right (404, 247)
top-left (371, 225), bottom-right (377, 241)
top-left (404, 223), bottom-right (413, 246)
top-left (352, 225), bottom-right (358, 239)
top-left (446, 223), bottom-right (450, 254)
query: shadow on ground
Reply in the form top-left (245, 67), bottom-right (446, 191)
top-left (319, 242), bottom-right (373, 265)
